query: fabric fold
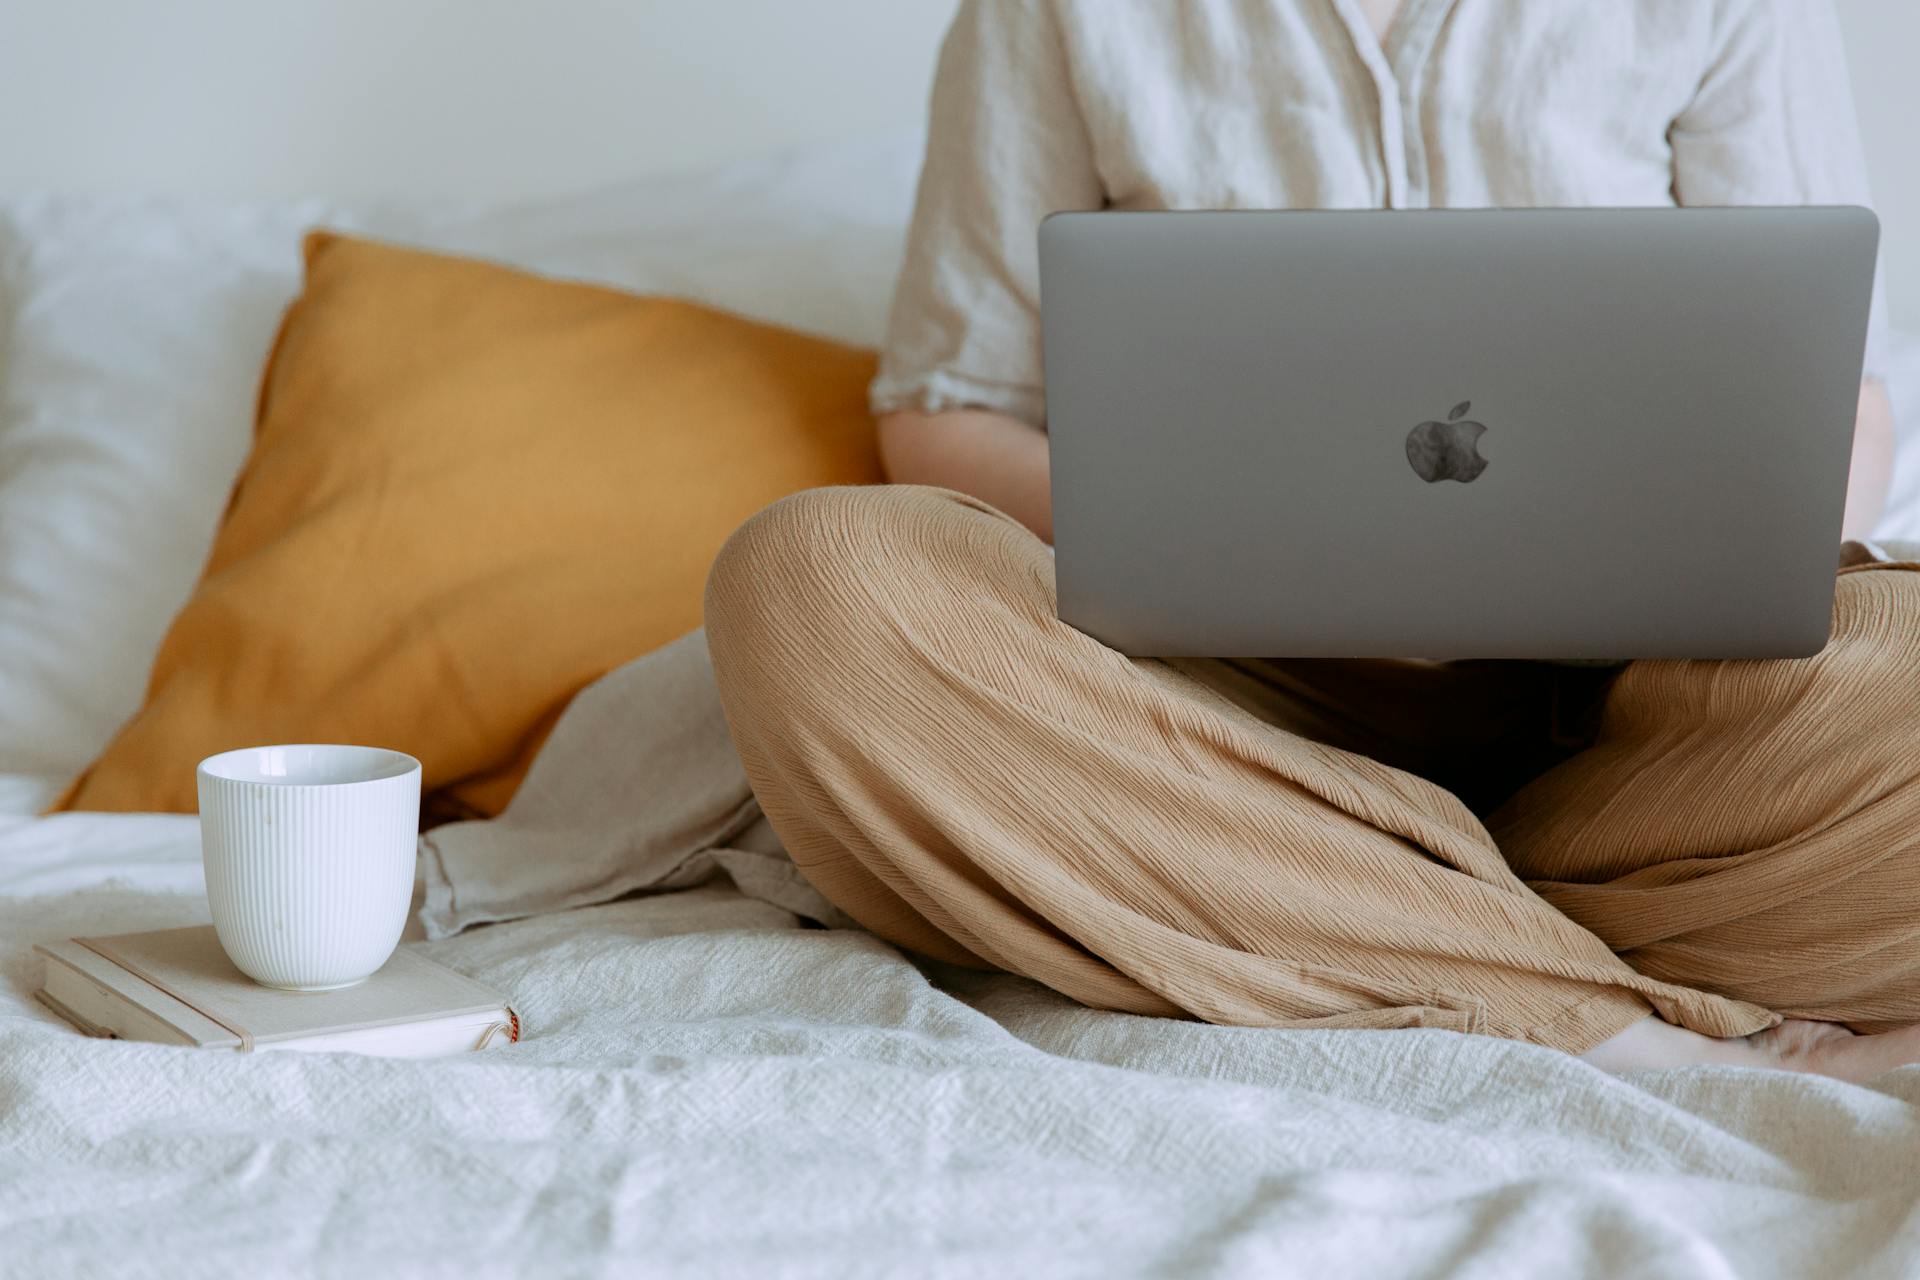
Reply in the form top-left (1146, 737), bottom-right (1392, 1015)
top-left (417, 628), bottom-right (849, 940)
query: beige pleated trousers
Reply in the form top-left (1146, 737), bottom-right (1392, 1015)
top-left (705, 485), bottom-right (1920, 1053)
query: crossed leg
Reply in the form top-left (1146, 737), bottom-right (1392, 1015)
top-left (1495, 558), bottom-right (1920, 1076)
top-left (705, 485), bottom-right (1920, 1075)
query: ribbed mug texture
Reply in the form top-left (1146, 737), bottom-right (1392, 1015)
top-left (198, 747), bottom-right (421, 990)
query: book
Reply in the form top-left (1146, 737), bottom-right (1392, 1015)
top-left (34, 925), bottom-right (518, 1058)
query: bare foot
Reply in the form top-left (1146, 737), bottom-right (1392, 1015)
top-left (1746, 1019), bottom-right (1920, 1085)
top-left (1580, 1014), bottom-right (1920, 1083)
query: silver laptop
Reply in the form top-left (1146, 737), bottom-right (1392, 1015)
top-left (1039, 208), bottom-right (1880, 659)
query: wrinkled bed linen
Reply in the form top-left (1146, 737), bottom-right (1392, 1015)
top-left (4, 816), bottom-right (1920, 1278)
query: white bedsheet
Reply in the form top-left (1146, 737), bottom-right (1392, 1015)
top-left (4, 814), bottom-right (1919, 1278)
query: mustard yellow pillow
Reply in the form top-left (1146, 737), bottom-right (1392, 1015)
top-left (58, 232), bottom-right (881, 817)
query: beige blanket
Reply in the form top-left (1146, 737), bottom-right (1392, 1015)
top-left (419, 629), bottom-right (848, 940)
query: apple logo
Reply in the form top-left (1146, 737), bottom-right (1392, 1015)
top-left (1405, 401), bottom-right (1489, 484)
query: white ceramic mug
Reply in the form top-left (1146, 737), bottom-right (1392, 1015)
top-left (198, 745), bottom-right (422, 991)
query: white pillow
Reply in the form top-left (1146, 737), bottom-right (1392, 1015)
top-left (0, 136), bottom-right (919, 799)
top-left (0, 197), bottom-right (336, 784)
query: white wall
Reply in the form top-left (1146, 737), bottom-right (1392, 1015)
top-left (1837, 1), bottom-right (1920, 330)
top-left (0, 0), bottom-right (1911, 325)
top-left (0, 1), bottom-right (958, 200)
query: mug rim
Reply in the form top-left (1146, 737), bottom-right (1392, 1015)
top-left (197, 743), bottom-right (422, 789)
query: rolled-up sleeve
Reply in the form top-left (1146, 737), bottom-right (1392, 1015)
top-left (1670, 0), bottom-right (1890, 380)
top-left (870, 0), bottom-right (1106, 428)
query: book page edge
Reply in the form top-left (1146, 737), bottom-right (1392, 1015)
top-left (35, 940), bottom-right (236, 1047)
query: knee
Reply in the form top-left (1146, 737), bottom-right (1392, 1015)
top-left (1722, 568), bottom-right (1920, 788)
top-left (709, 483), bottom-right (1033, 623)
top-left (709, 485), bottom-right (941, 631)
top-left (706, 485), bottom-right (869, 630)
top-left (1809, 568), bottom-right (1920, 709)
top-left (704, 483), bottom-right (1043, 695)
top-left (705, 488), bottom-right (865, 733)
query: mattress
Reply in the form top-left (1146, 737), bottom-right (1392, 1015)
top-left (4, 809), bottom-right (1920, 1279)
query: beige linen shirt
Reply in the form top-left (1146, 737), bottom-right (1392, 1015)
top-left (874, 0), bottom-right (1890, 427)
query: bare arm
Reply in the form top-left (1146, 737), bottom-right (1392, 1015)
top-left (1845, 379), bottom-right (1895, 542)
top-left (878, 409), bottom-right (1055, 543)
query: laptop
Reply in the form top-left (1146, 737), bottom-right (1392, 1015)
top-left (1038, 207), bottom-right (1881, 659)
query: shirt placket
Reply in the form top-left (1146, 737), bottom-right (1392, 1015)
top-left (1386, 0), bottom-right (1456, 209)
top-left (1328, 0), bottom-right (1457, 209)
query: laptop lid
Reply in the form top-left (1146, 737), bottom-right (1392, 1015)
top-left (1039, 208), bottom-right (1880, 659)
